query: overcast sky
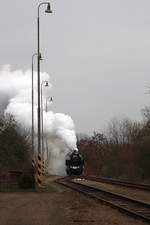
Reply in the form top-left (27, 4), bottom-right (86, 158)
top-left (0, 0), bottom-right (150, 134)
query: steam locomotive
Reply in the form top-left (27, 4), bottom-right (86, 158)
top-left (65, 150), bottom-right (84, 176)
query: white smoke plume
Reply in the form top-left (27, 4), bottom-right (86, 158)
top-left (0, 65), bottom-right (77, 175)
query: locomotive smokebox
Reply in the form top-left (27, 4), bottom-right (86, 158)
top-left (65, 150), bottom-right (84, 176)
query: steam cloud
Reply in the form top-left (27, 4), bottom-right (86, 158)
top-left (0, 65), bottom-right (77, 175)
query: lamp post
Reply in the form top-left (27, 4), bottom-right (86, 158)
top-left (45, 96), bottom-right (53, 163)
top-left (45, 96), bottom-right (53, 112)
top-left (32, 53), bottom-right (42, 158)
top-left (37, 2), bottom-right (52, 156)
top-left (41, 80), bottom-right (49, 159)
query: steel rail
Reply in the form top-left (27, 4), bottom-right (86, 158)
top-left (56, 177), bottom-right (150, 224)
top-left (83, 176), bottom-right (150, 191)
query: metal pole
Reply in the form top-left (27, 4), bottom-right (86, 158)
top-left (45, 97), bottom-right (52, 112)
top-left (37, 2), bottom-right (52, 156)
top-left (37, 12), bottom-right (41, 155)
top-left (41, 81), bottom-right (49, 160)
top-left (46, 139), bottom-right (49, 162)
top-left (45, 97), bottom-right (52, 162)
top-left (45, 97), bottom-right (48, 161)
top-left (41, 83), bottom-right (44, 159)
top-left (46, 97), bottom-right (48, 112)
top-left (31, 60), bottom-right (34, 158)
top-left (32, 53), bottom-right (38, 158)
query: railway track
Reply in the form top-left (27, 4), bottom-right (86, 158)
top-left (56, 177), bottom-right (150, 223)
top-left (84, 176), bottom-right (150, 191)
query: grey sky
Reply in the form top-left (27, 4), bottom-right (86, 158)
top-left (0, 0), bottom-right (150, 134)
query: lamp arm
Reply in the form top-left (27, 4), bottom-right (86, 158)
top-left (38, 2), bottom-right (51, 17)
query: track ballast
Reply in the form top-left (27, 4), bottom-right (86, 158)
top-left (56, 177), bottom-right (150, 224)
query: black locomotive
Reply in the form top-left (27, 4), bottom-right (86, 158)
top-left (65, 150), bottom-right (84, 176)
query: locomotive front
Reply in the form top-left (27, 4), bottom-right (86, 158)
top-left (65, 150), bottom-right (84, 176)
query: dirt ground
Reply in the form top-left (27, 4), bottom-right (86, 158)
top-left (0, 176), bottom-right (148, 225)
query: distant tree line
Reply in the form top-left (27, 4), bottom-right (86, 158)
top-left (0, 114), bottom-right (32, 173)
top-left (77, 105), bottom-right (150, 183)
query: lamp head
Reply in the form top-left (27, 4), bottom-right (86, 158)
top-left (39, 53), bottom-right (43, 61)
top-left (45, 3), bottom-right (52, 13)
top-left (45, 81), bottom-right (49, 87)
